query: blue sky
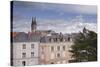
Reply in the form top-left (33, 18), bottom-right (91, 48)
top-left (12, 1), bottom-right (97, 33)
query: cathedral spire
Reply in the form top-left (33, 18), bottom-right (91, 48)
top-left (31, 17), bottom-right (37, 32)
top-left (32, 17), bottom-right (36, 25)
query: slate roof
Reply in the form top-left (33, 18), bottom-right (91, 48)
top-left (12, 32), bottom-right (41, 42)
top-left (12, 32), bottom-right (78, 43)
top-left (40, 33), bottom-right (72, 43)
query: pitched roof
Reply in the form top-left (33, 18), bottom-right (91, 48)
top-left (12, 32), bottom-right (78, 43)
top-left (12, 32), bottom-right (41, 42)
top-left (40, 33), bottom-right (71, 43)
top-left (11, 32), bottom-right (18, 38)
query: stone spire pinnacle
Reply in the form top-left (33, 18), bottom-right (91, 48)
top-left (31, 17), bottom-right (37, 32)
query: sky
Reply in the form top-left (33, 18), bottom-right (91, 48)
top-left (12, 1), bottom-right (97, 33)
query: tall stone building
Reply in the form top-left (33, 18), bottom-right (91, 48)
top-left (39, 33), bottom-right (73, 64)
top-left (11, 17), bottom-right (40, 66)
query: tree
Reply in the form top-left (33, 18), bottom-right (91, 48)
top-left (69, 27), bottom-right (97, 62)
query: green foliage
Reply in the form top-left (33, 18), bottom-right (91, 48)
top-left (69, 28), bottom-right (97, 62)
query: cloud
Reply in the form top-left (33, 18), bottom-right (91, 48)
top-left (37, 3), bottom-right (97, 15)
top-left (37, 19), bottom-right (97, 33)
top-left (36, 15), bottom-right (97, 33)
top-left (13, 15), bottom-right (97, 34)
top-left (12, 1), bottom-right (97, 33)
top-left (69, 5), bottom-right (97, 15)
top-left (13, 1), bottom-right (97, 15)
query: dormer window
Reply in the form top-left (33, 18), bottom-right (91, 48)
top-left (60, 38), bottom-right (63, 42)
top-left (55, 38), bottom-right (57, 42)
top-left (51, 38), bottom-right (54, 42)
top-left (68, 37), bottom-right (70, 41)
top-left (49, 38), bottom-right (51, 42)
top-left (57, 38), bottom-right (60, 42)
top-left (63, 38), bottom-right (66, 42)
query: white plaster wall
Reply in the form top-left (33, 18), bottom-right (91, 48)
top-left (13, 42), bottom-right (39, 66)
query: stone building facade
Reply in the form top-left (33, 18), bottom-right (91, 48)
top-left (11, 17), bottom-right (41, 66)
top-left (39, 33), bottom-right (73, 64)
top-left (13, 42), bottom-right (39, 66)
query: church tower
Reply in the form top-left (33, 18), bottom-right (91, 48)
top-left (31, 17), bottom-right (37, 32)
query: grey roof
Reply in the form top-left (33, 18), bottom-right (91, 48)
top-left (12, 32), bottom-right (78, 43)
top-left (71, 33), bottom-right (80, 41)
top-left (40, 33), bottom-right (72, 43)
top-left (13, 32), bottom-right (41, 42)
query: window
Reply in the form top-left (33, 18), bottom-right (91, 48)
top-left (68, 37), bottom-right (70, 41)
top-left (63, 38), bottom-right (66, 42)
top-left (51, 38), bottom-right (54, 42)
top-left (41, 47), bottom-right (44, 53)
top-left (60, 38), bottom-right (63, 42)
top-left (57, 39), bottom-right (60, 42)
top-left (31, 52), bottom-right (34, 58)
top-left (55, 38), bottom-right (57, 42)
top-left (51, 46), bottom-right (54, 52)
top-left (49, 38), bottom-right (51, 42)
top-left (31, 44), bottom-right (34, 49)
top-left (51, 62), bottom-right (54, 64)
top-left (22, 44), bottom-right (26, 49)
top-left (57, 46), bottom-right (60, 51)
top-left (57, 53), bottom-right (60, 58)
top-left (63, 46), bottom-right (65, 51)
top-left (22, 53), bottom-right (26, 58)
top-left (22, 61), bottom-right (26, 66)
